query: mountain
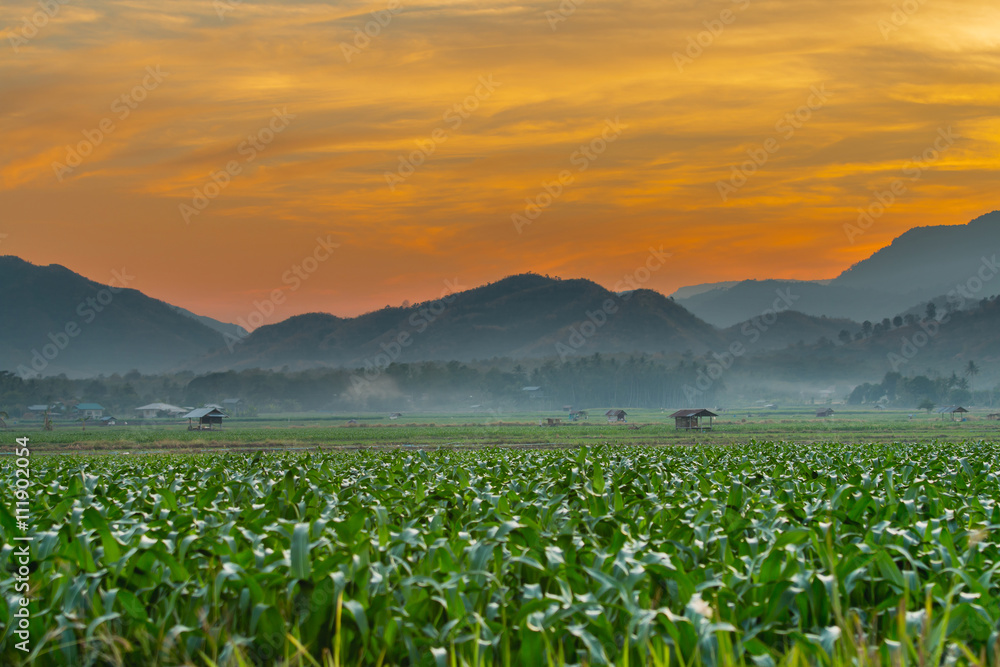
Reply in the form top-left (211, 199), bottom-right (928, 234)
top-left (168, 304), bottom-right (247, 340)
top-left (669, 280), bottom-right (741, 300)
top-left (722, 310), bottom-right (859, 351)
top-left (192, 274), bottom-right (726, 371)
top-left (675, 279), bottom-right (901, 328)
top-left (0, 256), bottom-right (232, 377)
top-left (675, 211), bottom-right (1000, 327)
top-left (833, 210), bottom-right (1000, 299)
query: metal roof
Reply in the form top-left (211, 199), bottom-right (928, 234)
top-left (605, 409), bottom-right (627, 416)
top-left (669, 409), bottom-right (717, 418)
top-left (135, 402), bottom-right (185, 412)
top-left (76, 403), bottom-right (104, 410)
top-left (935, 406), bottom-right (968, 413)
top-left (183, 407), bottom-right (228, 419)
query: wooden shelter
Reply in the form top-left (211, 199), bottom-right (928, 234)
top-left (605, 409), bottom-right (627, 423)
top-left (670, 408), bottom-right (717, 431)
top-left (183, 407), bottom-right (228, 430)
top-left (816, 408), bottom-right (835, 418)
top-left (935, 406), bottom-right (968, 421)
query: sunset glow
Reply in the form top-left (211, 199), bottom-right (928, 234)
top-left (2, 0), bottom-right (998, 325)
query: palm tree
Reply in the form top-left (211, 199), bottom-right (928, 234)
top-left (965, 360), bottom-right (981, 405)
top-left (77, 416), bottom-right (90, 431)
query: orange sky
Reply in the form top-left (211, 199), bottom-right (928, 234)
top-left (2, 0), bottom-right (998, 326)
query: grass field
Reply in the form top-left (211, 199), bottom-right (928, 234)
top-left (5, 406), bottom-right (1000, 452)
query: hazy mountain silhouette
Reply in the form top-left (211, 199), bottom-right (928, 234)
top-left (832, 210), bottom-right (1000, 297)
top-left (194, 275), bottom-right (727, 371)
top-left (0, 256), bottom-right (232, 377)
top-left (676, 211), bottom-right (1000, 327)
top-left (675, 279), bottom-right (900, 328)
top-left (4, 208), bottom-right (998, 379)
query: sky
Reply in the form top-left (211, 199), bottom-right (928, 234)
top-left (1, 0), bottom-right (998, 327)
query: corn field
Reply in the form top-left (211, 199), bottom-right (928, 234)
top-left (2, 442), bottom-right (999, 666)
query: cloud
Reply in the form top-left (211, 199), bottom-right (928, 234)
top-left (1, 0), bottom-right (998, 321)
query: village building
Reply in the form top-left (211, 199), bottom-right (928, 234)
top-left (935, 406), bottom-right (969, 421)
top-left (183, 407), bottom-right (228, 430)
top-left (816, 408), bottom-right (835, 418)
top-left (670, 408), bottom-right (717, 430)
top-left (135, 402), bottom-right (187, 419)
top-left (605, 409), bottom-right (627, 423)
top-left (75, 403), bottom-right (105, 419)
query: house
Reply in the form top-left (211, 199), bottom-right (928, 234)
top-left (545, 418), bottom-right (561, 426)
top-left (605, 409), bottom-right (627, 423)
top-left (935, 406), bottom-right (969, 421)
top-left (135, 402), bottom-right (186, 419)
top-left (75, 403), bottom-right (105, 419)
top-left (99, 416), bottom-right (117, 426)
top-left (27, 404), bottom-right (52, 414)
top-left (222, 398), bottom-right (242, 408)
top-left (988, 413), bottom-right (1000, 421)
top-left (670, 408), bottom-right (717, 431)
top-left (389, 412), bottom-right (402, 420)
top-left (816, 408), bottom-right (835, 418)
top-left (522, 386), bottom-right (543, 398)
top-left (182, 407), bottom-right (228, 430)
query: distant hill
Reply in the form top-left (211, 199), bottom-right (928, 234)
top-left (722, 310), bottom-right (859, 351)
top-left (675, 211), bottom-right (1000, 327)
top-left (191, 274), bottom-right (727, 371)
top-left (833, 210), bottom-right (1000, 299)
top-left (676, 279), bottom-right (901, 328)
top-left (0, 256), bottom-right (232, 377)
top-left (168, 304), bottom-right (247, 340)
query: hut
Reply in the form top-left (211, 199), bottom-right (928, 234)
top-left (670, 408), bottom-right (717, 430)
top-left (816, 408), bottom-right (835, 418)
top-left (987, 413), bottom-right (1000, 421)
top-left (935, 406), bottom-right (968, 422)
top-left (605, 409), bottom-right (627, 423)
top-left (183, 407), bottom-right (228, 430)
